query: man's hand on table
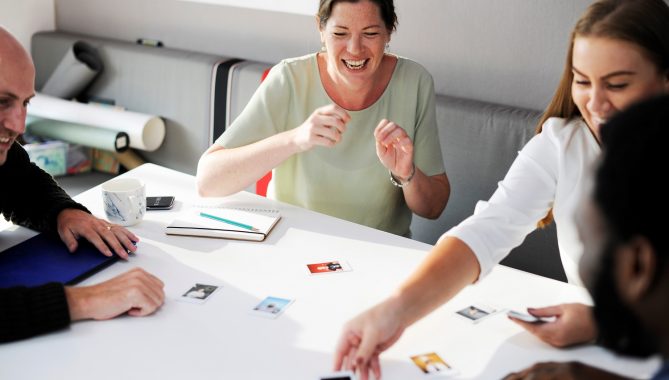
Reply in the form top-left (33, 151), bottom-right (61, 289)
top-left (57, 209), bottom-right (139, 259)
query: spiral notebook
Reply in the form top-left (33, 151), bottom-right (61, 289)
top-left (165, 208), bottom-right (281, 242)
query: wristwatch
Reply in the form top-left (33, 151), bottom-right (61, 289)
top-left (389, 164), bottom-right (416, 187)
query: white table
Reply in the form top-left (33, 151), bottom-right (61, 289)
top-left (0, 164), bottom-right (659, 379)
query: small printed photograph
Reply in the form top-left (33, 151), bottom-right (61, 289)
top-left (319, 371), bottom-right (357, 380)
top-left (179, 283), bottom-right (220, 304)
top-left (410, 352), bottom-right (456, 376)
top-left (456, 304), bottom-right (497, 323)
top-left (307, 260), bottom-right (352, 275)
top-left (250, 296), bottom-right (294, 319)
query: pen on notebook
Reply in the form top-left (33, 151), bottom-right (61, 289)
top-left (199, 212), bottom-right (259, 231)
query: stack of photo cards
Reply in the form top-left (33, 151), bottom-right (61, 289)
top-left (306, 260), bottom-right (352, 275)
top-left (410, 352), bottom-right (458, 377)
top-left (250, 296), bottom-right (294, 319)
top-left (178, 283), bottom-right (220, 304)
top-left (455, 304), bottom-right (499, 324)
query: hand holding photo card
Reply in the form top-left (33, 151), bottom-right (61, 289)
top-left (179, 283), bottom-right (220, 304)
top-left (307, 260), bottom-right (352, 275)
top-left (250, 296), bottom-right (294, 319)
top-left (455, 304), bottom-right (498, 323)
top-left (410, 352), bottom-right (457, 376)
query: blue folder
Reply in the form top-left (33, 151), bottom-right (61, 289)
top-left (0, 234), bottom-right (118, 288)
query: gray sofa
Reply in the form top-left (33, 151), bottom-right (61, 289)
top-left (410, 96), bottom-right (565, 282)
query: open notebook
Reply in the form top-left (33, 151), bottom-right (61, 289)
top-left (165, 208), bottom-right (281, 242)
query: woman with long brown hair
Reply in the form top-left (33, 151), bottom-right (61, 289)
top-left (334, 1), bottom-right (669, 378)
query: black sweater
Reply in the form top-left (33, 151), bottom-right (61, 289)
top-left (1, 142), bottom-right (89, 343)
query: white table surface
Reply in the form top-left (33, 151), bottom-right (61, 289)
top-left (0, 164), bottom-right (660, 379)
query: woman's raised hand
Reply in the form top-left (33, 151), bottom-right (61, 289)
top-left (374, 119), bottom-right (415, 180)
top-left (292, 104), bottom-right (350, 152)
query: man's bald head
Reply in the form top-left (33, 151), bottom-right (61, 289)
top-left (0, 27), bottom-right (34, 72)
top-left (0, 27), bottom-right (36, 166)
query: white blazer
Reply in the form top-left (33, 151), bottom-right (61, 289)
top-left (444, 117), bottom-right (600, 285)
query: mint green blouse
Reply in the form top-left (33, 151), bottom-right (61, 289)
top-left (216, 53), bottom-right (444, 236)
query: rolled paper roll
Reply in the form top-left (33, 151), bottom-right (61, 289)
top-left (25, 115), bottom-right (129, 153)
top-left (41, 41), bottom-right (104, 99)
top-left (28, 94), bottom-right (165, 151)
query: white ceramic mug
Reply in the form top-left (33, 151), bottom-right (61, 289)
top-left (101, 178), bottom-right (146, 226)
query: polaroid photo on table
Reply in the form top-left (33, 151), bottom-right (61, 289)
top-left (178, 283), bottom-right (220, 304)
top-left (455, 304), bottom-right (499, 323)
top-left (318, 371), bottom-right (357, 380)
top-left (250, 296), bottom-right (294, 319)
top-left (410, 352), bottom-right (457, 376)
top-left (306, 260), bottom-right (352, 275)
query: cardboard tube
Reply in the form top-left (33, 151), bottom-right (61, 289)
top-left (115, 149), bottom-right (146, 170)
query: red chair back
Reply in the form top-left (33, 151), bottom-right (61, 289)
top-left (256, 68), bottom-right (273, 197)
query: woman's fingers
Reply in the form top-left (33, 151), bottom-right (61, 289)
top-left (318, 104), bottom-right (351, 124)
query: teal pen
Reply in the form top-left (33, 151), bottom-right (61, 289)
top-left (199, 212), bottom-right (258, 231)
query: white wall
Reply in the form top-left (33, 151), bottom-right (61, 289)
top-left (178, 0), bottom-right (318, 15)
top-left (53, 0), bottom-right (594, 110)
top-left (0, 0), bottom-right (55, 51)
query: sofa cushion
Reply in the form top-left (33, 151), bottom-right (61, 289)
top-left (410, 95), bottom-right (566, 282)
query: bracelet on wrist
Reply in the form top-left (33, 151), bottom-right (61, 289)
top-left (389, 164), bottom-right (416, 188)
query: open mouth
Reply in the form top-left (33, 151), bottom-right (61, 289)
top-left (0, 135), bottom-right (15, 148)
top-left (343, 59), bottom-right (369, 71)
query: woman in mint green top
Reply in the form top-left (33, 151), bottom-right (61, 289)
top-left (197, 0), bottom-right (449, 236)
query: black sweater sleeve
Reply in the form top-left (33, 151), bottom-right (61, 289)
top-left (0, 142), bottom-right (89, 233)
top-left (0, 283), bottom-right (71, 343)
top-left (0, 143), bottom-right (87, 342)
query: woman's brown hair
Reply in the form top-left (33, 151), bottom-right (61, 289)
top-left (317, 0), bottom-right (398, 32)
top-left (536, 0), bottom-right (669, 228)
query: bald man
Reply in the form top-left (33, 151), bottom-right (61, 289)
top-left (0, 27), bottom-right (164, 342)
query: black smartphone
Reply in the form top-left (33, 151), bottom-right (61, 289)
top-left (146, 196), bottom-right (175, 210)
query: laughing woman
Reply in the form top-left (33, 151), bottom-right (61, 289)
top-left (196, 0), bottom-right (449, 237)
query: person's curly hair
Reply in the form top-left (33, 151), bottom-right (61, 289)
top-left (595, 94), bottom-right (669, 265)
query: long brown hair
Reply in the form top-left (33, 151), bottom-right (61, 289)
top-left (536, 0), bottom-right (669, 228)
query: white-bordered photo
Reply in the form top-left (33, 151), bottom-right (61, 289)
top-left (250, 296), bottom-right (294, 319)
top-left (178, 283), bottom-right (220, 304)
top-left (410, 352), bottom-right (458, 376)
top-left (455, 304), bottom-right (498, 323)
top-left (306, 260), bottom-right (352, 275)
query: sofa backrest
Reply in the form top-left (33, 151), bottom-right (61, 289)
top-left (410, 95), bottom-right (566, 282)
